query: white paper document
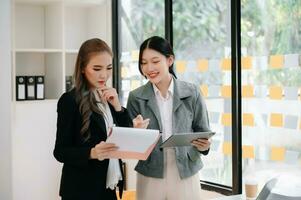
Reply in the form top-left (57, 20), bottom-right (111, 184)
top-left (106, 127), bottom-right (160, 160)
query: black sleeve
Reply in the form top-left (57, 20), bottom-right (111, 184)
top-left (111, 106), bottom-right (132, 127)
top-left (53, 92), bottom-right (91, 167)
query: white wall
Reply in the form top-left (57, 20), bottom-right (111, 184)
top-left (0, 0), bottom-right (12, 199)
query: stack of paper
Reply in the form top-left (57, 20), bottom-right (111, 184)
top-left (106, 127), bottom-right (160, 160)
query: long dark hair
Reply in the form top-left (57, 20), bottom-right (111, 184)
top-left (138, 36), bottom-right (177, 78)
top-left (73, 38), bottom-right (113, 140)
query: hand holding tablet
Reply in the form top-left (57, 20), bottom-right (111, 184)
top-left (160, 131), bottom-right (215, 148)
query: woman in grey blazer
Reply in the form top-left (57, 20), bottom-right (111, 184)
top-left (127, 36), bottom-right (211, 200)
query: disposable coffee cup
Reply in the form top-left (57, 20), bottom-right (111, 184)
top-left (245, 179), bottom-right (258, 198)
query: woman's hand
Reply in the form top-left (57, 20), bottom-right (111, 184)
top-left (90, 141), bottom-right (118, 161)
top-left (191, 138), bottom-right (211, 151)
top-left (133, 114), bottom-right (150, 129)
top-left (98, 87), bottom-right (122, 111)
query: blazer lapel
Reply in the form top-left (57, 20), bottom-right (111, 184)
top-left (90, 112), bottom-right (107, 138)
top-left (172, 79), bottom-right (191, 134)
top-left (142, 82), bottom-right (163, 132)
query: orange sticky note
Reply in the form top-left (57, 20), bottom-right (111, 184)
top-left (131, 50), bottom-right (139, 61)
top-left (221, 58), bottom-right (231, 70)
top-left (197, 59), bottom-right (208, 72)
top-left (242, 145), bottom-right (255, 159)
top-left (269, 86), bottom-right (283, 100)
top-left (242, 57), bottom-right (252, 69)
top-left (242, 85), bottom-right (254, 98)
top-left (243, 113), bottom-right (254, 126)
top-left (223, 142), bottom-right (232, 155)
top-left (269, 55), bottom-right (284, 69)
top-left (222, 113), bottom-right (232, 126)
top-left (221, 85), bottom-right (231, 98)
top-left (270, 113), bottom-right (283, 127)
top-left (200, 85), bottom-right (208, 97)
top-left (270, 146), bottom-right (285, 161)
top-left (176, 60), bottom-right (187, 73)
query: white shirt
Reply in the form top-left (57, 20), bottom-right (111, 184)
top-left (152, 79), bottom-right (174, 141)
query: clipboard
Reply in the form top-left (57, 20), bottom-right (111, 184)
top-left (160, 131), bottom-right (215, 148)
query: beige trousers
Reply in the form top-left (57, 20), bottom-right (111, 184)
top-left (136, 149), bottom-right (202, 200)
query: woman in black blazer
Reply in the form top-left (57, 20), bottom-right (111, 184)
top-left (53, 38), bottom-right (146, 200)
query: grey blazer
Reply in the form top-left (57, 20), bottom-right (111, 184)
top-left (126, 79), bottom-right (210, 179)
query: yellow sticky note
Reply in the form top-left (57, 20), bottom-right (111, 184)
top-left (221, 58), bottom-right (231, 71)
top-left (121, 67), bottom-right (128, 78)
top-left (270, 113), bottom-right (283, 127)
top-left (242, 57), bottom-right (252, 70)
top-left (270, 146), bottom-right (285, 161)
top-left (269, 55), bottom-right (284, 69)
top-left (131, 50), bottom-right (139, 61)
top-left (269, 86), bottom-right (283, 100)
top-left (242, 85), bottom-right (254, 98)
top-left (200, 85), bottom-right (208, 97)
top-left (176, 60), bottom-right (187, 74)
top-left (197, 59), bottom-right (208, 72)
top-left (223, 142), bottom-right (232, 155)
top-left (243, 113), bottom-right (255, 127)
top-left (222, 113), bottom-right (232, 126)
top-left (221, 85), bottom-right (231, 98)
top-left (299, 120), bottom-right (301, 130)
top-left (130, 80), bottom-right (140, 90)
top-left (242, 145), bottom-right (255, 159)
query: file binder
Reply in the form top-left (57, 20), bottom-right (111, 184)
top-left (65, 76), bottom-right (73, 92)
top-left (16, 76), bottom-right (26, 101)
top-left (26, 76), bottom-right (36, 100)
top-left (35, 76), bottom-right (44, 100)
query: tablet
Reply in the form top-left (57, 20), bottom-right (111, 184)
top-left (160, 131), bottom-right (215, 148)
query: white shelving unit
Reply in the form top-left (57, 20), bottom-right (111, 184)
top-left (11, 1), bottom-right (112, 200)
top-left (12, 0), bottom-right (111, 101)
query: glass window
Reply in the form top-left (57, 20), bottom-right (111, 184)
top-left (173, 0), bottom-right (232, 187)
top-left (120, 0), bottom-right (164, 106)
top-left (241, 0), bottom-right (301, 192)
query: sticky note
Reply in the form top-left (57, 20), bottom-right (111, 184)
top-left (121, 67), bottom-right (128, 78)
top-left (243, 113), bottom-right (254, 126)
top-left (222, 113), bottom-right (232, 126)
top-left (242, 145), bottom-right (255, 159)
top-left (221, 58), bottom-right (231, 71)
top-left (208, 85), bottom-right (220, 97)
top-left (221, 85), bottom-right (231, 98)
top-left (200, 85), bottom-right (208, 97)
top-left (285, 150), bottom-right (299, 164)
top-left (176, 60), bottom-right (187, 73)
top-left (269, 55), bottom-right (284, 69)
top-left (223, 142), bottom-right (232, 155)
top-left (284, 87), bottom-right (298, 100)
top-left (270, 146), bottom-right (285, 161)
top-left (242, 85), bottom-right (254, 98)
top-left (197, 59), bottom-right (208, 72)
top-left (270, 113), bottom-right (283, 127)
top-left (284, 115), bottom-right (298, 129)
top-left (209, 112), bottom-right (219, 124)
top-left (131, 50), bottom-right (139, 61)
top-left (242, 57), bottom-right (252, 69)
top-left (209, 59), bottom-right (220, 71)
top-left (269, 86), bottom-right (283, 100)
top-left (284, 54), bottom-right (299, 68)
top-left (130, 80), bottom-right (140, 90)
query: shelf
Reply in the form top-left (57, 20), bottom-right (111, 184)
top-left (15, 48), bottom-right (63, 53)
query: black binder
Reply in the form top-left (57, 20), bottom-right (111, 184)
top-left (35, 76), bottom-right (45, 100)
top-left (26, 76), bottom-right (36, 100)
top-left (65, 76), bottom-right (73, 92)
top-left (16, 76), bottom-right (26, 101)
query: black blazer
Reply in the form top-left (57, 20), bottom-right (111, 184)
top-left (53, 89), bottom-right (131, 200)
